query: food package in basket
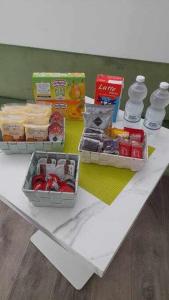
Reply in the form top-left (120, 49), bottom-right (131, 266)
top-left (32, 72), bottom-right (85, 119)
top-left (26, 103), bottom-right (52, 117)
top-left (1, 114), bottom-right (26, 141)
top-left (1, 104), bottom-right (27, 114)
top-left (25, 124), bottom-right (49, 141)
top-left (0, 103), bottom-right (65, 154)
top-left (79, 103), bottom-right (148, 171)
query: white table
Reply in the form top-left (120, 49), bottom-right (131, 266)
top-left (0, 99), bottom-right (169, 289)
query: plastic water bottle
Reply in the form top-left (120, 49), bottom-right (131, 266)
top-left (143, 82), bottom-right (169, 130)
top-left (124, 75), bottom-right (147, 123)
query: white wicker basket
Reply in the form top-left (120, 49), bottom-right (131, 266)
top-left (79, 133), bottom-right (148, 171)
top-left (0, 140), bottom-right (64, 154)
top-left (0, 120), bottom-right (65, 154)
top-left (22, 151), bottom-right (80, 207)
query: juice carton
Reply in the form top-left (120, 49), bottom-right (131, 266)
top-left (94, 74), bottom-right (124, 122)
top-left (32, 73), bottom-right (85, 119)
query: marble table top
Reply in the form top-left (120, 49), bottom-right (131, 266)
top-left (0, 98), bottom-right (169, 277)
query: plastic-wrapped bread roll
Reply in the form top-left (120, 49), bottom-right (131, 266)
top-left (1, 115), bottom-right (25, 141)
top-left (1, 104), bottom-right (26, 114)
top-left (25, 124), bottom-right (49, 141)
top-left (26, 103), bottom-right (52, 117)
top-left (25, 113), bottom-right (49, 125)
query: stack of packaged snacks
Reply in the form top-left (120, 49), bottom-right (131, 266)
top-left (80, 127), bottom-right (145, 159)
top-left (0, 104), bottom-right (27, 141)
top-left (24, 104), bottom-right (51, 142)
top-left (32, 72), bottom-right (85, 119)
top-left (80, 103), bottom-right (146, 161)
top-left (0, 103), bottom-right (64, 142)
top-left (104, 127), bottom-right (145, 159)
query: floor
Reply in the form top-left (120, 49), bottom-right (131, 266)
top-left (0, 176), bottom-right (169, 300)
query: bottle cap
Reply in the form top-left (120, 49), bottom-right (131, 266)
top-left (136, 75), bottom-right (145, 83)
top-left (160, 82), bottom-right (169, 90)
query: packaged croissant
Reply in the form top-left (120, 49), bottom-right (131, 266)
top-left (25, 113), bottom-right (49, 125)
top-left (1, 103), bottom-right (26, 114)
top-left (26, 103), bottom-right (52, 117)
top-left (0, 111), bottom-right (5, 126)
top-left (25, 124), bottom-right (49, 141)
top-left (1, 115), bottom-right (25, 141)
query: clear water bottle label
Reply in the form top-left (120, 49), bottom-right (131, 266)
top-left (124, 111), bottom-right (141, 123)
top-left (144, 118), bottom-right (162, 130)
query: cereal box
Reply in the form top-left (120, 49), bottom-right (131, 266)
top-left (32, 73), bottom-right (85, 119)
top-left (94, 74), bottom-right (124, 122)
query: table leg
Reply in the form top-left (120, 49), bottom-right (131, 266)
top-left (31, 230), bottom-right (94, 290)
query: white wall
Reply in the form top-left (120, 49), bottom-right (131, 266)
top-left (0, 0), bottom-right (169, 63)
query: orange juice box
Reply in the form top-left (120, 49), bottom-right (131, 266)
top-left (32, 73), bottom-right (85, 119)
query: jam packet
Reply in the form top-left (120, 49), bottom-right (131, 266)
top-left (37, 158), bottom-right (57, 175)
top-left (48, 122), bottom-right (64, 142)
top-left (119, 140), bottom-right (131, 157)
top-left (124, 127), bottom-right (144, 143)
top-left (57, 159), bottom-right (76, 167)
top-left (131, 141), bottom-right (144, 159)
top-left (50, 111), bottom-right (64, 127)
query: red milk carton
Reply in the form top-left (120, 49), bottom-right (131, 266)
top-left (94, 74), bottom-right (124, 122)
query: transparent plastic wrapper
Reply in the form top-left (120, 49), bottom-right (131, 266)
top-left (1, 103), bottom-right (27, 114)
top-left (0, 111), bottom-right (5, 128)
top-left (26, 103), bottom-right (52, 117)
top-left (86, 103), bottom-right (114, 113)
top-left (1, 115), bottom-right (25, 141)
top-left (25, 113), bottom-right (49, 125)
top-left (84, 104), bottom-right (113, 130)
top-left (25, 124), bottom-right (49, 141)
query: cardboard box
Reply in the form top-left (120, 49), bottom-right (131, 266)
top-left (32, 73), bottom-right (85, 119)
top-left (94, 74), bottom-right (124, 122)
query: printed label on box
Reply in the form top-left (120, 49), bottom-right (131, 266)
top-left (32, 73), bottom-right (85, 119)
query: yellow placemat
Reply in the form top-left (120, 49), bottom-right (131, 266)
top-left (64, 120), bottom-right (155, 205)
